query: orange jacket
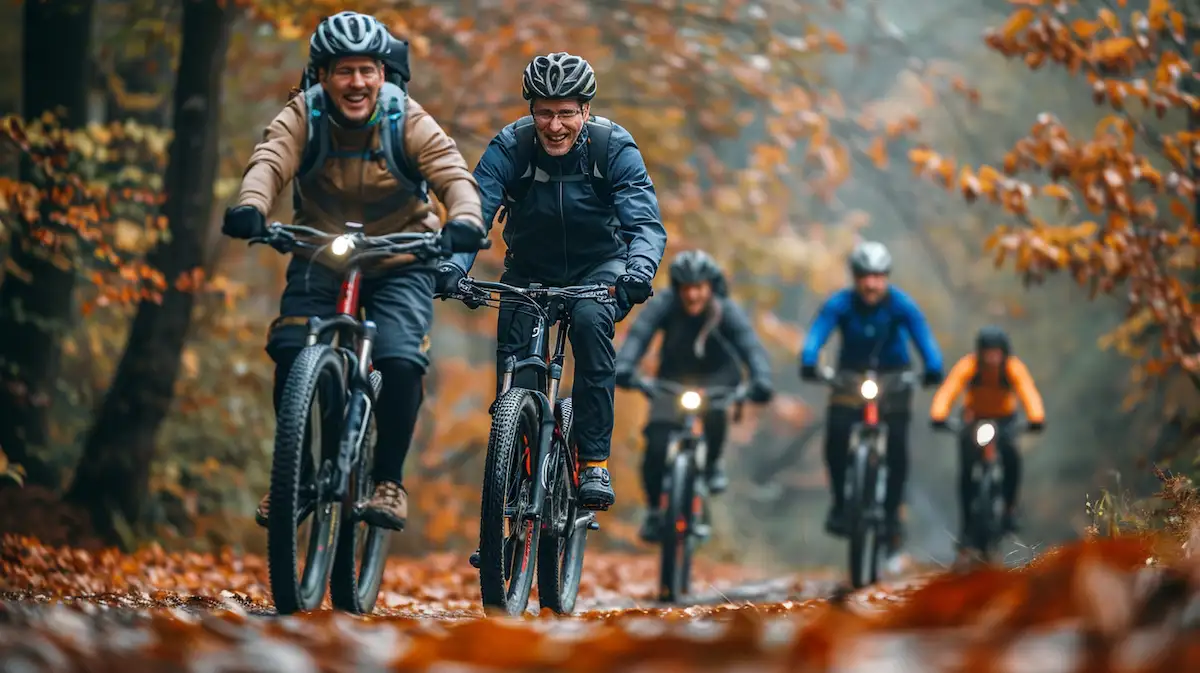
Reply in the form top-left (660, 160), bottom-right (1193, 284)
top-left (929, 353), bottom-right (1045, 423)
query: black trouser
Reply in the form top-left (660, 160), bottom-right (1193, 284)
top-left (641, 411), bottom-right (727, 506)
top-left (494, 267), bottom-right (619, 462)
top-left (266, 259), bottom-right (433, 486)
top-left (957, 416), bottom-right (1021, 532)
top-left (824, 404), bottom-right (910, 519)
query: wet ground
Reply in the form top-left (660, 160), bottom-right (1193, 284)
top-left (2, 534), bottom-right (1200, 671)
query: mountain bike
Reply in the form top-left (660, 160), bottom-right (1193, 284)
top-left (248, 221), bottom-right (465, 615)
top-left (627, 378), bottom-right (747, 603)
top-left (935, 416), bottom-right (1027, 563)
top-left (816, 367), bottom-right (917, 589)
top-left (439, 277), bottom-right (615, 616)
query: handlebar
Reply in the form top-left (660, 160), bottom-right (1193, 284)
top-left (249, 221), bottom-right (491, 262)
top-left (814, 366), bottom-right (920, 388)
top-left (935, 416), bottom-right (1029, 435)
top-left (626, 377), bottom-right (748, 404)
top-left (436, 276), bottom-right (616, 305)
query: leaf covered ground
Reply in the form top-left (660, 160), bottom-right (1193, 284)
top-left (3, 534), bottom-right (1200, 672)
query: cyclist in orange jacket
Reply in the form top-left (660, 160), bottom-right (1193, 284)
top-left (929, 326), bottom-right (1044, 537)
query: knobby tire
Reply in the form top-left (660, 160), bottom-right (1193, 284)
top-left (847, 445), bottom-right (883, 589)
top-left (268, 344), bottom-right (345, 615)
top-left (330, 370), bottom-right (391, 614)
top-left (479, 388), bottom-right (543, 616)
top-left (537, 398), bottom-right (588, 615)
top-left (659, 449), bottom-right (695, 603)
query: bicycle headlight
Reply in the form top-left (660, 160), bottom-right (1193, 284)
top-left (975, 422), bottom-right (996, 446)
top-left (331, 234), bottom-right (354, 256)
top-left (860, 379), bottom-right (879, 400)
top-left (680, 390), bottom-right (702, 410)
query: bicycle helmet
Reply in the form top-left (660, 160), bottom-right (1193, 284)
top-left (522, 52), bottom-right (597, 102)
top-left (669, 250), bottom-right (727, 296)
top-left (848, 241), bottom-right (892, 276)
top-left (975, 325), bottom-right (1011, 354)
top-left (310, 12), bottom-right (392, 66)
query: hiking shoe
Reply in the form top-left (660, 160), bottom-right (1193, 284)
top-left (360, 480), bottom-right (408, 531)
top-left (824, 504), bottom-right (848, 538)
top-left (639, 509), bottom-right (663, 542)
top-left (707, 460), bottom-right (729, 494)
top-left (578, 467), bottom-right (615, 510)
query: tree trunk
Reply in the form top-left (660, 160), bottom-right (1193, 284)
top-left (0, 0), bottom-right (96, 486)
top-left (67, 0), bottom-right (234, 540)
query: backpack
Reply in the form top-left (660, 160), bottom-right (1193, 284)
top-left (498, 115), bottom-right (614, 224)
top-left (291, 37), bottom-right (427, 212)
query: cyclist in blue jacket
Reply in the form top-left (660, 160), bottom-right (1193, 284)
top-left (799, 241), bottom-right (944, 543)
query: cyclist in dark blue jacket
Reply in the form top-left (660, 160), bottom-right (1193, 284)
top-left (439, 52), bottom-right (666, 517)
top-left (799, 241), bottom-right (944, 542)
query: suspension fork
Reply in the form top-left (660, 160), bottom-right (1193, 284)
top-left (524, 390), bottom-right (557, 520)
top-left (331, 320), bottom-right (377, 501)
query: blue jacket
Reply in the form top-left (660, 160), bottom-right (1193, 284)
top-left (451, 118), bottom-right (667, 284)
top-left (799, 287), bottom-right (944, 374)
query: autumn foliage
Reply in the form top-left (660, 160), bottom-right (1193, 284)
top-left (910, 0), bottom-right (1200, 388)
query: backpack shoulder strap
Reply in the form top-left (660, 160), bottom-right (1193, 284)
top-left (498, 116), bottom-right (538, 223)
top-left (584, 116), bottom-right (615, 203)
top-left (377, 82), bottom-right (428, 203)
top-left (293, 85), bottom-right (329, 212)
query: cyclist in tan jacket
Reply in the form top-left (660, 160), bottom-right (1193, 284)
top-left (221, 12), bottom-right (487, 531)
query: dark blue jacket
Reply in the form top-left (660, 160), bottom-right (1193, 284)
top-left (451, 119), bottom-right (667, 284)
top-left (799, 287), bottom-right (944, 374)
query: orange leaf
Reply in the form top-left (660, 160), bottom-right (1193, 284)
top-left (1041, 184), bottom-right (1073, 201)
top-left (1000, 8), bottom-right (1037, 39)
top-left (1071, 19), bottom-right (1102, 39)
top-left (1092, 37), bottom-right (1135, 61)
top-left (866, 136), bottom-right (888, 169)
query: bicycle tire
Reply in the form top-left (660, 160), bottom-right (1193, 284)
top-left (479, 388), bottom-right (543, 616)
top-left (970, 470), bottom-right (1002, 561)
top-left (268, 344), bottom-right (346, 615)
top-left (537, 397), bottom-right (587, 615)
top-left (330, 370), bottom-right (391, 614)
top-left (847, 445), bottom-right (883, 589)
top-left (659, 449), bottom-right (695, 603)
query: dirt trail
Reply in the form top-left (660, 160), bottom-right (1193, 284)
top-left (2, 534), bottom-right (1199, 671)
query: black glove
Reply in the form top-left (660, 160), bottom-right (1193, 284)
top-left (435, 263), bottom-right (465, 295)
top-left (222, 205), bottom-right (267, 240)
top-left (799, 364), bottom-right (819, 382)
top-left (922, 369), bottom-right (944, 387)
top-left (747, 379), bottom-right (774, 404)
top-left (931, 418), bottom-right (948, 430)
top-left (614, 366), bottom-right (636, 388)
top-left (614, 273), bottom-right (653, 312)
top-left (1028, 421), bottom-right (1044, 433)
top-left (440, 219), bottom-right (488, 254)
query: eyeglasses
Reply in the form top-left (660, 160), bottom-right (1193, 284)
top-left (533, 109), bottom-right (582, 123)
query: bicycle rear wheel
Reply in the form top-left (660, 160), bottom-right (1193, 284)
top-left (268, 344), bottom-right (345, 615)
top-left (479, 388), bottom-right (543, 616)
top-left (330, 370), bottom-right (391, 614)
top-left (659, 449), bottom-right (696, 603)
top-left (537, 398), bottom-right (588, 615)
top-left (847, 446), bottom-right (883, 589)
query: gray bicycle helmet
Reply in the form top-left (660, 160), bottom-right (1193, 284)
top-left (848, 241), bottom-right (892, 276)
top-left (669, 250), bottom-right (728, 295)
top-left (522, 52), bottom-right (597, 102)
top-left (310, 12), bottom-right (391, 66)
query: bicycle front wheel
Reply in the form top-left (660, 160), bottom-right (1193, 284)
top-left (537, 397), bottom-right (588, 615)
top-left (268, 344), bottom-right (345, 615)
top-left (330, 369), bottom-right (391, 614)
top-left (847, 446), bottom-right (883, 589)
top-left (659, 450), bottom-right (696, 603)
top-left (478, 388), bottom-right (543, 616)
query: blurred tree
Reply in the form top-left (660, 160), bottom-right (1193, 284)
top-left (0, 0), bottom-right (96, 486)
top-left (68, 0), bottom-right (236, 542)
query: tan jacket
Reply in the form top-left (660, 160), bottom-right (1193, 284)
top-left (237, 92), bottom-right (483, 271)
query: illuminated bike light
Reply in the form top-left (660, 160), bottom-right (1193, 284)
top-left (331, 234), bottom-right (354, 256)
top-left (975, 422), bottom-right (996, 446)
top-left (860, 379), bottom-right (879, 400)
top-left (680, 391), bottom-right (702, 410)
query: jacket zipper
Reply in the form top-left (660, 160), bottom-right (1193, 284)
top-left (558, 160), bottom-right (568, 280)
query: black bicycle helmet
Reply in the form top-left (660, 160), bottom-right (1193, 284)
top-left (522, 52), bottom-right (597, 102)
top-left (975, 325), bottom-right (1011, 354)
top-left (669, 250), bottom-right (727, 296)
top-left (848, 241), bottom-right (892, 276)
top-left (310, 12), bottom-right (392, 66)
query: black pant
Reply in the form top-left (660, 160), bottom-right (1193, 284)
top-left (958, 417), bottom-right (1021, 532)
top-left (824, 404), bottom-right (910, 518)
top-left (266, 260), bottom-right (432, 486)
top-left (641, 412), bottom-right (727, 506)
top-left (494, 268), bottom-right (619, 462)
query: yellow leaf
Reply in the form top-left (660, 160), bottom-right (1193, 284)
top-left (1092, 37), bottom-right (1135, 61)
top-left (1000, 9), bottom-right (1037, 39)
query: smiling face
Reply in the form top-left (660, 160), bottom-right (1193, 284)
top-left (321, 56), bottom-right (383, 124)
top-left (531, 98), bottom-right (589, 156)
top-left (853, 273), bottom-right (889, 306)
top-left (678, 281), bottom-right (713, 317)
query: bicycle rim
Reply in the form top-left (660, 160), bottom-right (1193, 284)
top-left (268, 345), bottom-right (345, 615)
top-left (479, 388), bottom-right (542, 616)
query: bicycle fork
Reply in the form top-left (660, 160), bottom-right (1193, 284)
top-left (329, 321), bottom-right (378, 503)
